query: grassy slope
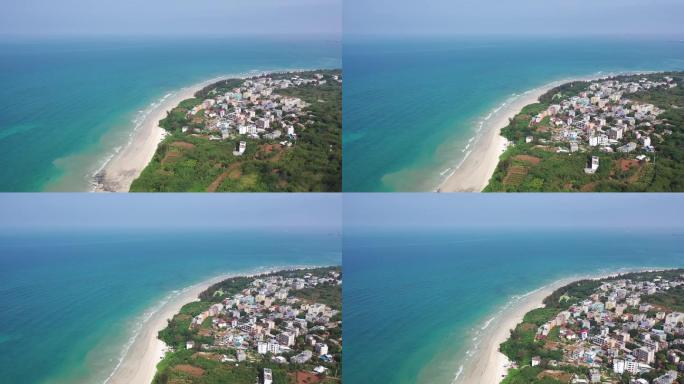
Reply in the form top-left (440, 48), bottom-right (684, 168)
top-left (485, 72), bottom-right (684, 192)
top-left (499, 269), bottom-right (684, 383)
top-left (153, 267), bottom-right (341, 384)
top-left (130, 70), bottom-right (341, 192)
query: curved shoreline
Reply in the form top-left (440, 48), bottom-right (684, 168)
top-left (451, 266), bottom-right (679, 384)
top-left (92, 76), bottom-right (225, 192)
top-left (92, 68), bottom-right (314, 192)
top-left (103, 264), bottom-right (322, 384)
top-left (437, 70), bottom-right (657, 192)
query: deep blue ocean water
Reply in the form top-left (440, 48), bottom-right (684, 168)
top-left (343, 228), bottom-right (684, 384)
top-left (0, 229), bottom-right (341, 383)
top-left (0, 37), bottom-right (340, 191)
top-left (343, 37), bottom-right (684, 191)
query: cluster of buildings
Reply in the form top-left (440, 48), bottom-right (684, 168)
top-left (531, 273), bottom-right (684, 383)
top-left (185, 270), bottom-right (342, 381)
top-left (183, 72), bottom-right (338, 155)
top-left (524, 76), bottom-right (677, 174)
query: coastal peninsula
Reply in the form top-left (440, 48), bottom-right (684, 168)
top-left (483, 72), bottom-right (684, 192)
top-left (149, 267), bottom-right (342, 384)
top-left (498, 269), bottom-right (684, 384)
top-left (92, 77), bottom-right (226, 193)
top-left (124, 69), bottom-right (341, 192)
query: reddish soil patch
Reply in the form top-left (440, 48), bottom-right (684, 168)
top-left (206, 163), bottom-right (242, 192)
top-left (651, 303), bottom-right (674, 312)
top-left (503, 166), bottom-right (528, 186)
top-left (227, 165), bottom-right (242, 179)
top-left (207, 172), bottom-right (228, 192)
top-left (533, 145), bottom-right (555, 152)
top-left (520, 323), bottom-right (536, 332)
top-left (169, 141), bottom-right (196, 150)
top-left (173, 364), bottom-right (204, 377)
top-left (261, 144), bottom-right (280, 153)
top-left (193, 352), bottom-right (220, 361)
top-left (161, 151), bottom-right (182, 165)
top-left (513, 155), bottom-right (541, 165)
top-left (161, 142), bottom-right (195, 165)
top-left (544, 341), bottom-right (560, 350)
top-left (580, 182), bottom-right (597, 192)
top-left (618, 159), bottom-right (640, 172)
top-left (538, 370), bottom-right (572, 382)
top-left (258, 144), bottom-right (285, 162)
top-left (291, 371), bottom-right (322, 384)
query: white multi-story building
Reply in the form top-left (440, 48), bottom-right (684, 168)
top-left (263, 368), bottom-right (273, 384)
top-left (665, 312), bottom-right (684, 327)
top-left (278, 331), bottom-right (295, 347)
top-left (585, 156), bottom-right (599, 174)
top-left (315, 342), bottom-right (328, 356)
top-left (233, 141), bottom-right (246, 156)
top-left (634, 347), bottom-right (655, 364)
top-left (267, 340), bottom-right (281, 354)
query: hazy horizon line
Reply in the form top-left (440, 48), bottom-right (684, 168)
top-left (344, 225), bottom-right (684, 232)
top-left (343, 32), bottom-right (684, 40)
top-left (0, 225), bottom-right (343, 233)
top-left (0, 32), bottom-right (342, 42)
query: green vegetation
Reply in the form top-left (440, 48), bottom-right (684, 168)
top-left (153, 351), bottom-right (292, 384)
top-left (130, 69), bottom-right (341, 192)
top-left (485, 71), bottom-right (684, 192)
top-left (501, 366), bottom-right (564, 384)
top-left (500, 279), bottom-right (602, 366)
top-left (643, 285), bottom-right (684, 312)
top-left (499, 269), bottom-right (684, 383)
top-left (292, 283), bottom-right (342, 310)
top-left (153, 266), bottom-right (341, 384)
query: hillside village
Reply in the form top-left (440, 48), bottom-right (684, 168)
top-left (186, 72), bottom-right (340, 154)
top-left (525, 77), bottom-right (676, 175)
top-left (486, 72), bottom-right (684, 192)
top-left (130, 69), bottom-right (342, 192)
top-left (502, 270), bottom-right (684, 384)
top-left (153, 267), bottom-right (342, 384)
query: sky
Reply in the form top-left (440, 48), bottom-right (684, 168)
top-left (0, 0), bottom-right (341, 38)
top-left (344, 194), bottom-right (684, 231)
top-left (3, 193), bottom-right (682, 232)
top-left (0, 194), bottom-right (341, 231)
top-left (3, 0), bottom-right (679, 39)
top-left (344, 0), bottom-right (684, 37)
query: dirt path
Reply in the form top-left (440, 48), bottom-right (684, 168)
top-left (206, 163), bottom-right (241, 192)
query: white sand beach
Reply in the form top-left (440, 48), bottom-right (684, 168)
top-left (457, 268), bottom-right (662, 384)
top-left (92, 68), bottom-right (308, 192)
top-left (456, 280), bottom-right (570, 384)
top-left (438, 73), bottom-right (642, 192)
top-left (93, 77), bottom-right (226, 192)
top-left (104, 266), bottom-right (310, 384)
top-left (104, 274), bottom-right (228, 384)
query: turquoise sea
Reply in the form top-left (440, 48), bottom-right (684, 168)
top-left (343, 228), bottom-right (684, 384)
top-left (0, 37), bottom-right (340, 191)
top-left (343, 37), bottom-right (684, 191)
top-left (0, 229), bottom-right (341, 383)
